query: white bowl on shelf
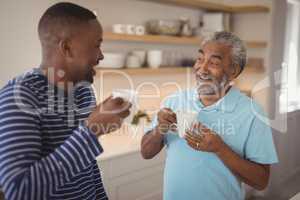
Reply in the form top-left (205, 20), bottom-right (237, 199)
top-left (97, 53), bottom-right (126, 69)
top-left (126, 55), bottom-right (142, 68)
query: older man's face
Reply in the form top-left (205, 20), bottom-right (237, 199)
top-left (193, 41), bottom-right (234, 96)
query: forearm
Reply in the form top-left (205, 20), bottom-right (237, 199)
top-left (141, 126), bottom-right (165, 159)
top-left (216, 144), bottom-right (270, 190)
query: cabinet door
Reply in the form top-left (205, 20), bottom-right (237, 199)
top-left (98, 151), bottom-right (166, 200)
top-left (109, 165), bottom-right (164, 200)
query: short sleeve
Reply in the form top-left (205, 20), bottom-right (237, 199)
top-left (244, 115), bottom-right (278, 164)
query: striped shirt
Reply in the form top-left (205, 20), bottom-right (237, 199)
top-left (0, 68), bottom-right (108, 200)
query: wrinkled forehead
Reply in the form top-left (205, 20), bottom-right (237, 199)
top-left (199, 41), bottom-right (232, 57)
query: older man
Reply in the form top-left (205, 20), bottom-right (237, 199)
top-left (0, 2), bottom-right (131, 200)
top-left (141, 31), bottom-right (278, 200)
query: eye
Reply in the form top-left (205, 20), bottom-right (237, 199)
top-left (197, 54), bottom-right (204, 63)
top-left (210, 58), bottom-right (221, 67)
top-left (95, 43), bottom-right (102, 49)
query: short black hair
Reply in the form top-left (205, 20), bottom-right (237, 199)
top-left (38, 2), bottom-right (97, 44)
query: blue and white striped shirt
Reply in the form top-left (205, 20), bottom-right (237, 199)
top-left (0, 68), bottom-right (108, 200)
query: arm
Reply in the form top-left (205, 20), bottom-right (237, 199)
top-left (0, 86), bottom-right (103, 200)
top-left (216, 144), bottom-right (270, 190)
top-left (141, 127), bottom-right (165, 159)
top-left (141, 108), bottom-right (176, 159)
top-left (185, 122), bottom-right (272, 191)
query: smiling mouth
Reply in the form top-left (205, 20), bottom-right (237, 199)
top-left (200, 77), bottom-right (211, 81)
top-left (97, 58), bottom-right (101, 65)
top-left (197, 75), bottom-right (213, 82)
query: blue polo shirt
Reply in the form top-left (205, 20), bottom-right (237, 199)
top-left (146, 87), bottom-right (278, 200)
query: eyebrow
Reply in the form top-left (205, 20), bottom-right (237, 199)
top-left (211, 54), bottom-right (222, 60)
top-left (198, 49), bottom-right (222, 60)
top-left (198, 49), bottom-right (204, 54)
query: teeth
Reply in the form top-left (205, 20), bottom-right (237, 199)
top-left (200, 77), bottom-right (211, 80)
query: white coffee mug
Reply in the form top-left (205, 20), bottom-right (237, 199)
top-left (112, 24), bottom-right (126, 34)
top-left (112, 89), bottom-right (138, 124)
top-left (132, 50), bottom-right (146, 66)
top-left (126, 55), bottom-right (141, 68)
top-left (125, 24), bottom-right (136, 35)
top-left (147, 50), bottom-right (163, 68)
top-left (176, 110), bottom-right (198, 138)
top-left (135, 25), bottom-right (146, 35)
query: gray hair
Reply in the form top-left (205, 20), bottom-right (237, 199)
top-left (201, 31), bottom-right (247, 75)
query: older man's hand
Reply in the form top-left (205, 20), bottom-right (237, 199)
top-left (157, 108), bottom-right (177, 134)
top-left (184, 122), bottom-right (226, 154)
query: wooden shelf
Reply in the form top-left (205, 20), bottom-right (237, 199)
top-left (245, 41), bottom-right (268, 49)
top-left (96, 58), bottom-right (264, 75)
top-left (231, 5), bottom-right (270, 13)
top-left (143, 0), bottom-right (270, 13)
top-left (96, 67), bottom-right (191, 75)
top-left (103, 32), bottom-right (199, 45)
top-left (103, 32), bottom-right (267, 48)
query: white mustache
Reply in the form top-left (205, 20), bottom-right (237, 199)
top-left (196, 74), bottom-right (229, 90)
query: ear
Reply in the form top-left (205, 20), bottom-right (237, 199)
top-left (228, 64), bottom-right (241, 81)
top-left (58, 39), bottom-right (73, 59)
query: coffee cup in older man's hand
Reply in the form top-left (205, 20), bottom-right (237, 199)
top-left (157, 108), bottom-right (177, 134)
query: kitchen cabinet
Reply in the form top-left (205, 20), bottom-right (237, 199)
top-left (96, 126), bottom-right (166, 200)
top-left (99, 151), bottom-right (165, 200)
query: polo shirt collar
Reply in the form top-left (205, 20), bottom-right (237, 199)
top-left (192, 86), bottom-right (241, 113)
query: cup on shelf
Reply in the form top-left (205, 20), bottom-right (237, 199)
top-left (126, 54), bottom-right (142, 68)
top-left (135, 25), bottom-right (146, 35)
top-left (147, 50), bottom-right (163, 68)
top-left (125, 24), bottom-right (136, 35)
top-left (131, 50), bottom-right (146, 66)
top-left (97, 53), bottom-right (126, 69)
top-left (112, 24), bottom-right (126, 34)
top-left (112, 24), bottom-right (146, 35)
top-left (112, 24), bottom-right (134, 34)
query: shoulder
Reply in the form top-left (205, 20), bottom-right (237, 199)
top-left (234, 89), bottom-right (268, 122)
top-left (0, 70), bottom-right (44, 103)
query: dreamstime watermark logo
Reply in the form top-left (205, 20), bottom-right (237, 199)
top-left (12, 66), bottom-right (289, 136)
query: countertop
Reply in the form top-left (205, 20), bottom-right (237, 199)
top-left (96, 124), bottom-right (146, 161)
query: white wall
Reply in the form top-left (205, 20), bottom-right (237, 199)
top-left (0, 0), bottom-right (47, 87)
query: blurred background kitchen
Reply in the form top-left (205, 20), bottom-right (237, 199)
top-left (0, 0), bottom-right (299, 200)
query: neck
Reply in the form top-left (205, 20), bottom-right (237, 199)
top-left (39, 60), bottom-right (73, 94)
top-left (198, 85), bottom-right (231, 107)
